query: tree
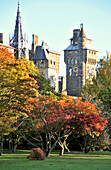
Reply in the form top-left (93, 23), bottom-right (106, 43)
top-left (21, 58), bottom-right (54, 94)
top-left (16, 95), bottom-right (107, 156)
top-left (0, 46), bottom-right (38, 155)
top-left (81, 55), bottom-right (111, 113)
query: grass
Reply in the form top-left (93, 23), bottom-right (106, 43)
top-left (0, 150), bottom-right (111, 170)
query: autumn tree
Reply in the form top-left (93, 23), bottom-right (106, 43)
top-left (16, 95), bottom-right (107, 156)
top-left (0, 46), bottom-right (38, 155)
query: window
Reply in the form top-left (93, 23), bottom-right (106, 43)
top-left (74, 58), bottom-right (77, 64)
top-left (73, 67), bottom-right (78, 76)
top-left (71, 58), bottom-right (74, 65)
top-left (87, 66), bottom-right (89, 75)
top-left (90, 68), bottom-right (92, 76)
top-left (69, 68), bottom-right (72, 76)
top-left (50, 60), bottom-right (52, 64)
top-left (54, 61), bottom-right (55, 65)
top-left (68, 58), bottom-right (70, 65)
top-left (69, 51), bottom-right (72, 53)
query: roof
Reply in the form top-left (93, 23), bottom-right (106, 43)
top-left (33, 42), bottom-right (50, 60)
top-left (64, 44), bottom-right (79, 51)
top-left (48, 49), bottom-right (60, 55)
top-left (84, 43), bottom-right (98, 51)
top-left (33, 41), bottom-right (60, 60)
top-left (0, 43), bottom-right (15, 49)
top-left (64, 44), bottom-right (97, 51)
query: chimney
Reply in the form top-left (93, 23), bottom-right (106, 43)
top-left (0, 33), bottom-right (3, 44)
top-left (32, 34), bottom-right (39, 54)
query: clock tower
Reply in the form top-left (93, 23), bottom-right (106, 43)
top-left (64, 24), bottom-right (98, 96)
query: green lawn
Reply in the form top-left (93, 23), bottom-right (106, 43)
top-left (0, 150), bottom-right (111, 170)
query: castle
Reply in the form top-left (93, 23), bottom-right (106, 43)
top-left (64, 24), bottom-right (98, 96)
top-left (3, 1), bottom-right (97, 95)
top-left (31, 35), bottom-right (60, 92)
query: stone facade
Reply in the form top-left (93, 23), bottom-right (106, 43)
top-left (64, 24), bottom-right (98, 96)
top-left (32, 34), bottom-right (60, 92)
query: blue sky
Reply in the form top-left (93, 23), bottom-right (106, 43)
top-left (0, 0), bottom-right (111, 76)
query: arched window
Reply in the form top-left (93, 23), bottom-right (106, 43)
top-left (69, 68), bottom-right (72, 76)
top-left (74, 58), bottom-right (77, 64)
top-left (68, 58), bottom-right (70, 65)
top-left (73, 67), bottom-right (78, 76)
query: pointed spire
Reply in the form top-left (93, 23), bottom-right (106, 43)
top-left (9, 0), bottom-right (29, 59)
top-left (18, 0), bottom-right (20, 10)
top-left (80, 23), bottom-right (86, 38)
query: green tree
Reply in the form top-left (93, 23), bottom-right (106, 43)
top-left (21, 58), bottom-right (54, 94)
top-left (80, 54), bottom-right (111, 149)
top-left (81, 54), bottom-right (111, 113)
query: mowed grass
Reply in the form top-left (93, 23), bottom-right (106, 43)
top-left (0, 150), bottom-right (111, 170)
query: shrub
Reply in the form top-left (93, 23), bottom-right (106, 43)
top-left (27, 148), bottom-right (46, 160)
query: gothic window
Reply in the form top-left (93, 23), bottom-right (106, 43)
top-left (74, 58), bottom-right (77, 64)
top-left (74, 72), bottom-right (78, 76)
top-left (69, 68), bottom-right (72, 76)
top-left (68, 58), bottom-right (70, 65)
top-left (73, 67), bottom-right (78, 76)
top-left (90, 67), bottom-right (92, 76)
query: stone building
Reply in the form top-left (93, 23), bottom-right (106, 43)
top-left (32, 34), bottom-right (60, 92)
top-left (9, 1), bottom-right (29, 59)
top-left (64, 23), bottom-right (98, 96)
top-left (59, 76), bottom-right (67, 95)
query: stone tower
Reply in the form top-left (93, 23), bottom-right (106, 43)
top-left (32, 35), bottom-right (60, 92)
top-left (64, 24), bottom-right (98, 96)
top-left (9, 0), bottom-right (29, 59)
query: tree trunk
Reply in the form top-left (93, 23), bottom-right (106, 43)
top-left (84, 133), bottom-right (88, 153)
top-left (8, 140), bottom-right (11, 151)
top-left (0, 135), bottom-right (3, 156)
top-left (64, 140), bottom-right (70, 152)
top-left (12, 144), bottom-right (17, 153)
top-left (60, 145), bottom-right (64, 156)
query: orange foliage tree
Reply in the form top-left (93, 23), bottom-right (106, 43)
top-left (0, 46), bottom-right (38, 155)
top-left (0, 46), bottom-right (107, 156)
top-left (18, 94), bottom-right (107, 156)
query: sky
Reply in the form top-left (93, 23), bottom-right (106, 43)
top-left (0, 0), bottom-right (111, 76)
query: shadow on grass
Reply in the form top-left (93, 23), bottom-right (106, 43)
top-left (0, 151), bottom-right (111, 170)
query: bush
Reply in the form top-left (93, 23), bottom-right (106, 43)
top-left (27, 148), bottom-right (46, 160)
